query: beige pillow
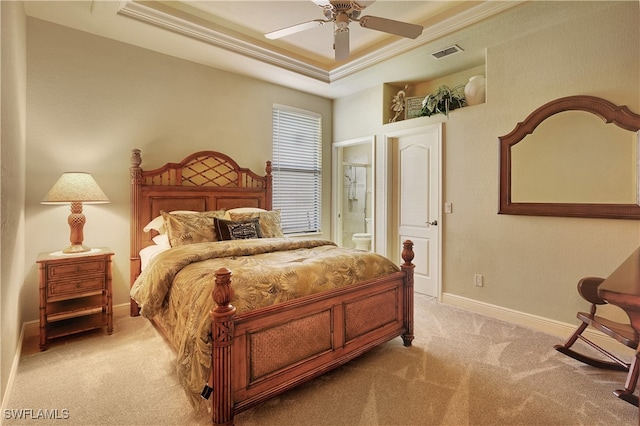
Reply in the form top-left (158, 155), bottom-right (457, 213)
top-left (223, 207), bottom-right (266, 220)
top-left (143, 210), bottom-right (197, 234)
top-left (161, 210), bottom-right (226, 247)
top-left (228, 210), bottom-right (284, 238)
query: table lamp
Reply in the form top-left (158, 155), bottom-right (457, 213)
top-left (42, 172), bottom-right (110, 254)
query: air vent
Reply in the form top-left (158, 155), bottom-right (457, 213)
top-left (431, 45), bottom-right (463, 59)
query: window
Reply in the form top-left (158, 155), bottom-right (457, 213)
top-left (272, 105), bottom-right (322, 234)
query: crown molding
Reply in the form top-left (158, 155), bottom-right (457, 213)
top-left (330, 1), bottom-right (522, 81)
top-left (117, 0), bottom-right (521, 84)
top-left (117, 0), bottom-right (331, 83)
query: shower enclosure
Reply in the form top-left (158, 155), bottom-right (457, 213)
top-left (333, 137), bottom-right (374, 250)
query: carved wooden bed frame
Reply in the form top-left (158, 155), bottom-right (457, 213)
top-left (129, 149), bottom-right (415, 425)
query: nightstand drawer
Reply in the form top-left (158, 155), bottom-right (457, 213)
top-left (48, 275), bottom-right (105, 297)
top-left (47, 259), bottom-right (106, 279)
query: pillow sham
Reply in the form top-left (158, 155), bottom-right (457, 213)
top-left (213, 217), bottom-right (263, 241)
top-left (223, 207), bottom-right (267, 220)
top-left (152, 234), bottom-right (171, 248)
top-left (162, 210), bottom-right (226, 247)
top-left (228, 210), bottom-right (284, 238)
top-left (143, 210), bottom-right (198, 234)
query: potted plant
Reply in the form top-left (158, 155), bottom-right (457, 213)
top-left (420, 84), bottom-right (466, 117)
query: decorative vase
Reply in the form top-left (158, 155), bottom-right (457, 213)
top-left (464, 75), bottom-right (486, 106)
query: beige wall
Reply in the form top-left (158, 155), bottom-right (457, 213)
top-left (447, 0), bottom-right (639, 324)
top-left (4, 0), bottom-right (639, 405)
top-left (1, 1), bottom-right (27, 405)
top-left (23, 18), bottom-right (333, 324)
top-left (334, 1), bottom-right (640, 325)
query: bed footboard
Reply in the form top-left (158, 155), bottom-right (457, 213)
top-left (210, 240), bottom-right (415, 425)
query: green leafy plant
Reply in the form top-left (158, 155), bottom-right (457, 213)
top-left (420, 84), bottom-right (466, 117)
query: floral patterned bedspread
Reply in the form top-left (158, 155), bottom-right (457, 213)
top-left (130, 238), bottom-right (400, 407)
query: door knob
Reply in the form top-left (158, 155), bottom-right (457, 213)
top-left (427, 220), bottom-right (438, 226)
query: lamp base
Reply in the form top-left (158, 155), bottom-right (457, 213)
top-left (63, 244), bottom-right (91, 254)
top-left (64, 203), bottom-right (90, 254)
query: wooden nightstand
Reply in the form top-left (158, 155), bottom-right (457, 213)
top-left (37, 248), bottom-right (114, 351)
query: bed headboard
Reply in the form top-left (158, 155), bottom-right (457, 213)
top-left (129, 148), bottom-right (272, 314)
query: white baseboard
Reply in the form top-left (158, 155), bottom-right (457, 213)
top-left (441, 292), bottom-right (636, 359)
top-left (0, 323), bottom-right (27, 424)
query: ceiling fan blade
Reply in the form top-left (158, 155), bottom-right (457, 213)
top-left (334, 28), bottom-right (350, 61)
top-left (311, 0), bottom-right (331, 6)
top-left (359, 15), bottom-right (423, 39)
top-left (265, 20), bottom-right (327, 40)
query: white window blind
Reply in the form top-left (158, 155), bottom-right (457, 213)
top-left (272, 105), bottom-right (322, 234)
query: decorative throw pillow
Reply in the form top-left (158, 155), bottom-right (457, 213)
top-left (214, 217), bottom-right (263, 241)
top-left (225, 207), bottom-right (267, 215)
top-left (143, 210), bottom-right (198, 234)
top-left (228, 210), bottom-right (284, 238)
top-left (161, 210), bottom-right (226, 247)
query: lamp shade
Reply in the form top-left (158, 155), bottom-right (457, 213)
top-left (42, 172), bottom-right (109, 204)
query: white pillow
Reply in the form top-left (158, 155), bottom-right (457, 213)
top-left (143, 210), bottom-right (198, 233)
top-left (223, 207), bottom-right (267, 220)
top-left (139, 244), bottom-right (170, 271)
top-left (152, 234), bottom-right (170, 248)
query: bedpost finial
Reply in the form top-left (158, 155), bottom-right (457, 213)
top-left (131, 148), bottom-right (142, 168)
top-left (265, 160), bottom-right (272, 175)
top-left (213, 267), bottom-right (234, 311)
top-left (401, 240), bottom-right (414, 266)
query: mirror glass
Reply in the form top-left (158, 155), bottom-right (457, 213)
top-left (511, 111), bottom-right (638, 204)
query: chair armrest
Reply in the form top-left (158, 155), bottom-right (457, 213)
top-left (577, 277), bottom-right (607, 305)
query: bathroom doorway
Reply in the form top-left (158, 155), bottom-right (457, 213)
top-left (332, 137), bottom-right (375, 250)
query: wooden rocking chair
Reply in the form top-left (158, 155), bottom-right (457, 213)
top-left (554, 277), bottom-right (639, 407)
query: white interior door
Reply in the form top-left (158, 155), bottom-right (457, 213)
top-left (392, 124), bottom-right (441, 297)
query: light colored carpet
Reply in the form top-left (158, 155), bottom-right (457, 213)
top-left (4, 294), bottom-right (638, 425)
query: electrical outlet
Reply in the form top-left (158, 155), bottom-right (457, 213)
top-left (474, 274), bottom-right (484, 287)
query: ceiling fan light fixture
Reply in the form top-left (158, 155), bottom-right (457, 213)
top-left (335, 12), bottom-right (350, 29)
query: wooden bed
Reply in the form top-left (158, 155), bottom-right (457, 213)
top-left (129, 149), bottom-right (415, 425)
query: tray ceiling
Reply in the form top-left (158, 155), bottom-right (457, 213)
top-left (24, 1), bottom-right (609, 98)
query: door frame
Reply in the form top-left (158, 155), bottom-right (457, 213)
top-left (383, 124), bottom-right (442, 299)
top-left (332, 136), bottom-right (376, 249)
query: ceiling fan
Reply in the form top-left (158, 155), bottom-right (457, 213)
top-left (264, 0), bottom-right (424, 61)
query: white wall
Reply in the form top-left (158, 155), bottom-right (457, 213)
top-left (24, 18), bottom-right (333, 323)
top-left (334, 1), bottom-right (640, 325)
top-left (0, 0), bottom-right (27, 406)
